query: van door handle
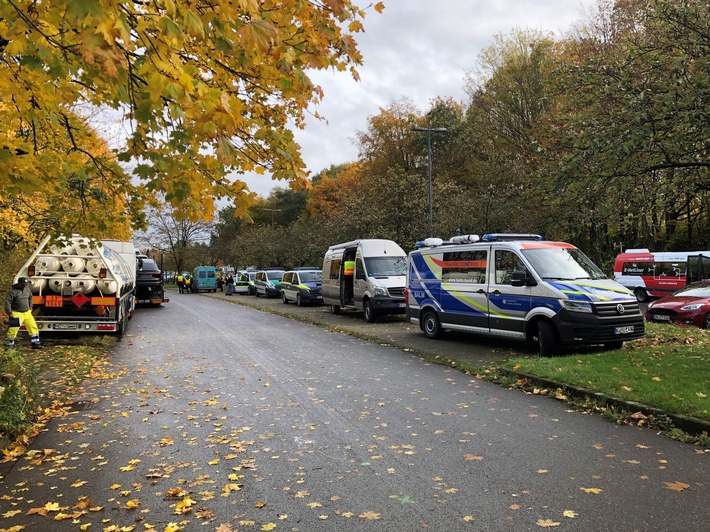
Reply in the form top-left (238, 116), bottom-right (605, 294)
top-left (491, 290), bottom-right (501, 295)
top-left (477, 289), bottom-right (486, 294)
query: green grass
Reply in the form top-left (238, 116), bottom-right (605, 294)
top-left (495, 323), bottom-right (710, 423)
top-left (0, 336), bottom-right (112, 442)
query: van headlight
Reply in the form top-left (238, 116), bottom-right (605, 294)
top-left (373, 286), bottom-right (388, 297)
top-left (563, 300), bottom-right (593, 313)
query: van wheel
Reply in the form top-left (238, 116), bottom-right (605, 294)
top-left (422, 310), bottom-right (442, 339)
top-left (296, 294), bottom-right (302, 307)
top-left (331, 305), bottom-right (340, 315)
top-left (634, 288), bottom-right (649, 302)
top-left (536, 320), bottom-right (557, 357)
top-left (282, 293), bottom-right (289, 304)
top-left (364, 301), bottom-right (376, 323)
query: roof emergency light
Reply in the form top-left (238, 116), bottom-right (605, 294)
top-left (481, 233), bottom-right (543, 242)
top-left (450, 234), bottom-right (480, 244)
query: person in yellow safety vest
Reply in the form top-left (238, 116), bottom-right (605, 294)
top-left (343, 259), bottom-right (355, 303)
top-left (177, 274), bottom-right (184, 293)
top-left (184, 275), bottom-right (192, 293)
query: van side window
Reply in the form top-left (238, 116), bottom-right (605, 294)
top-left (495, 250), bottom-right (526, 285)
top-left (442, 250), bottom-right (487, 283)
top-left (329, 259), bottom-right (341, 280)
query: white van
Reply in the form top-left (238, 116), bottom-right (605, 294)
top-left (322, 239), bottom-right (407, 322)
top-left (406, 233), bottom-right (645, 355)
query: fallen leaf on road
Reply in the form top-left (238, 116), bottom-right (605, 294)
top-left (664, 481), bottom-right (690, 492)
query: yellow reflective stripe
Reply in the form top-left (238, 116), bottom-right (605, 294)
top-left (442, 284), bottom-right (509, 319)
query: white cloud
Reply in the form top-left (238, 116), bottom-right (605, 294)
top-left (240, 1), bottom-right (596, 197)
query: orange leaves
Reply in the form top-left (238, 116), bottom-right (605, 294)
top-left (664, 481), bottom-right (691, 492)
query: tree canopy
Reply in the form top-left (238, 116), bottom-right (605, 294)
top-left (1, 0), bottom-right (383, 239)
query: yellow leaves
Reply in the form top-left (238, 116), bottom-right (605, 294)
top-left (173, 496), bottom-right (195, 514)
top-left (664, 481), bottom-right (691, 492)
top-left (358, 511), bottom-right (381, 520)
top-left (221, 483), bottom-right (242, 496)
top-left (579, 487), bottom-right (603, 494)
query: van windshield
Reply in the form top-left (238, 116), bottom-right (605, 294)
top-left (364, 256), bottom-right (407, 277)
top-left (522, 247), bottom-right (607, 281)
top-left (299, 271), bottom-right (322, 282)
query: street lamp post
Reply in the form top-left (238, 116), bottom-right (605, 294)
top-left (412, 126), bottom-right (447, 237)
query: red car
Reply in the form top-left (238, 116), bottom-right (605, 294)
top-left (645, 281), bottom-right (710, 329)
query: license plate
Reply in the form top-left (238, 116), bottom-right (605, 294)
top-left (652, 314), bottom-right (671, 322)
top-left (614, 325), bottom-right (634, 334)
top-left (53, 323), bottom-right (78, 330)
top-left (397, 303), bottom-right (406, 308)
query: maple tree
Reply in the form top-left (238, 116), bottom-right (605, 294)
top-left (1, 0), bottom-right (383, 233)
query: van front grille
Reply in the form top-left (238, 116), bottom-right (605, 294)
top-left (594, 301), bottom-right (640, 317)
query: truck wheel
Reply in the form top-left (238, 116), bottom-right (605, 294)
top-left (536, 320), bottom-right (557, 357)
top-left (634, 288), bottom-right (649, 302)
top-left (422, 310), bottom-right (442, 339)
top-left (363, 301), bottom-right (376, 323)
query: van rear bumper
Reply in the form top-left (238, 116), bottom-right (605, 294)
top-left (553, 310), bottom-right (645, 345)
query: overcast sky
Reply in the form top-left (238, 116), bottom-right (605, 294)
top-left (245, 0), bottom-right (597, 197)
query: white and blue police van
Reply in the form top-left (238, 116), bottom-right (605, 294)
top-left (406, 234), bottom-right (644, 356)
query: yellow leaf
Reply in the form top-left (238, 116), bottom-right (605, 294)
top-left (164, 523), bottom-right (183, 532)
top-left (652, 376), bottom-right (661, 381)
top-left (260, 524), bottom-right (277, 531)
top-left (358, 511), bottom-right (381, 520)
top-left (563, 510), bottom-right (578, 518)
top-left (2, 509), bottom-right (23, 517)
top-left (580, 487), bottom-right (602, 494)
top-left (537, 518), bottom-right (561, 527)
top-left (463, 515), bottom-right (475, 521)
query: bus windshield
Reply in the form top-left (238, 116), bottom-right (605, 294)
top-left (364, 256), bottom-right (407, 277)
top-left (522, 247), bottom-right (607, 281)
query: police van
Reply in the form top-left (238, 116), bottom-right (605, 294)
top-left (406, 234), bottom-right (644, 356)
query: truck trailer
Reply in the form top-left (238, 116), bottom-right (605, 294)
top-left (14, 235), bottom-right (137, 334)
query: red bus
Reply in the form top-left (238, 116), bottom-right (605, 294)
top-left (614, 249), bottom-right (710, 302)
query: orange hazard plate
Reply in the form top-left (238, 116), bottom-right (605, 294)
top-left (45, 295), bottom-right (63, 308)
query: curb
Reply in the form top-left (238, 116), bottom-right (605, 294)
top-left (497, 368), bottom-right (710, 437)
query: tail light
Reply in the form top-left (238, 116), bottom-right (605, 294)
top-left (405, 288), bottom-right (409, 304)
top-left (99, 268), bottom-right (107, 279)
top-left (28, 265), bottom-right (36, 275)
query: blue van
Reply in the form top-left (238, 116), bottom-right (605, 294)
top-left (406, 233), bottom-right (644, 356)
top-left (192, 266), bottom-right (218, 293)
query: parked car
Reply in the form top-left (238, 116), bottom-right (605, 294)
top-left (239, 270), bottom-right (258, 295)
top-left (135, 256), bottom-right (167, 305)
top-left (645, 281), bottom-right (710, 329)
top-left (254, 269), bottom-right (285, 298)
top-left (233, 272), bottom-right (251, 295)
top-left (281, 268), bottom-right (323, 306)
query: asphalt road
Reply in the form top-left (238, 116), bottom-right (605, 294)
top-left (0, 294), bottom-right (706, 531)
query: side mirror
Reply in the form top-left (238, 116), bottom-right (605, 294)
top-left (511, 270), bottom-right (536, 287)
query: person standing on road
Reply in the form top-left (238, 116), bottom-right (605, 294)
top-left (226, 273), bottom-right (234, 296)
top-left (177, 273), bottom-right (184, 294)
top-left (5, 277), bottom-right (42, 349)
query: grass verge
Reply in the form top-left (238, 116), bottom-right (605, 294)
top-left (482, 322), bottom-right (710, 446)
top-left (1, 336), bottom-right (113, 454)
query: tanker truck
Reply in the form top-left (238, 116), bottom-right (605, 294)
top-left (13, 234), bottom-right (137, 334)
